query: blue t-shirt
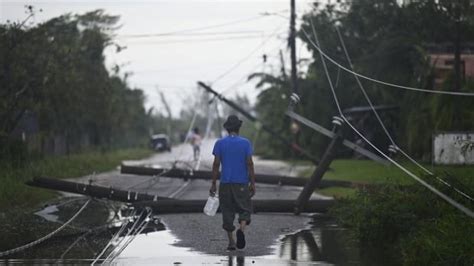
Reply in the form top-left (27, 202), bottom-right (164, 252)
top-left (212, 135), bottom-right (253, 184)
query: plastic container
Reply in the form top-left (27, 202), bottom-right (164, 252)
top-left (203, 195), bottom-right (219, 216)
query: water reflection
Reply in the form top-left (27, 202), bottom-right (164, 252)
top-left (0, 199), bottom-right (164, 263)
top-left (2, 201), bottom-right (364, 265)
top-left (276, 215), bottom-right (359, 266)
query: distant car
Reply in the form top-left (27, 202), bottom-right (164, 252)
top-left (150, 134), bottom-right (171, 152)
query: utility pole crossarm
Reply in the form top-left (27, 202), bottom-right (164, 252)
top-left (286, 110), bottom-right (389, 165)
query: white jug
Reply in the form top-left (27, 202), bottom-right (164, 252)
top-left (203, 195), bottom-right (219, 216)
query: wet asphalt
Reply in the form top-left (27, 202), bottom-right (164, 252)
top-left (68, 138), bottom-right (333, 264)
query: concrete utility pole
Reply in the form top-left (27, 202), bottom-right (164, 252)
top-left (27, 177), bottom-right (169, 203)
top-left (158, 89), bottom-right (173, 137)
top-left (290, 0), bottom-right (298, 94)
top-left (294, 116), bottom-right (344, 215)
top-left (120, 165), bottom-right (353, 188)
top-left (454, 4), bottom-right (462, 92)
top-left (28, 177), bottom-right (334, 214)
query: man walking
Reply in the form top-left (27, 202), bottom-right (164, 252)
top-left (189, 127), bottom-right (202, 161)
top-left (210, 115), bottom-right (256, 251)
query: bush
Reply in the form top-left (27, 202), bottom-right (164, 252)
top-left (330, 182), bottom-right (474, 265)
top-left (402, 213), bottom-right (474, 266)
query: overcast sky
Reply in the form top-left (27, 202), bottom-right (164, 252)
top-left (1, 0), bottom-right (314, 117)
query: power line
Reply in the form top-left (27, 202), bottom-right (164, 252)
top-left (118, 30), bottom-right (264, 39)
top-left (117, 15), bottom-right (270, 39)
top-left (301, 26), bottom-right (474, 97)
top-left (219, 61), bottom-right (264, 96)
top-left (219, 42), bottom-right (286, 96)
top-left (211, 22), bottom-right (287, 85)
top-left (119, 33), bottom-right (286, 46)
top-left (307, 19), bottom-right (474, 218)
top-left (334, 25), bottom-right (473, 203)
top-left (0, 199), bottom-right (91, 257)
top-left (106, 210), bottom-right (152, 263)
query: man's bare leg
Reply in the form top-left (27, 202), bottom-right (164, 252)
top-left (239, 220), bottom-right (247, 231)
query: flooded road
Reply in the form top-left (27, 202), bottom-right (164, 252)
top-left (0, 199), bottom-right (360, 265)
top-left (117, 213), bottom-right (360, 265)
top-left (0, 139), bottom-right (362, 265)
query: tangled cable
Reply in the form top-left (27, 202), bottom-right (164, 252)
top-left (0, 199), bottom-right (91, 258)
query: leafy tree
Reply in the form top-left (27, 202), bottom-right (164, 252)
top-left (0, 8), bottom-right (152, 162)
top-left (252, 0), bottom-right (474, 159)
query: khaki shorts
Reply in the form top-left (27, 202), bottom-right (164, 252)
top-left (219, 183), bottom-right (252, 232)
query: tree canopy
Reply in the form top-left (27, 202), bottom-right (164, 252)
top-left (0, 9), bottom-right (151, 160)
top-left (252, 0), bottom-right (474, 160)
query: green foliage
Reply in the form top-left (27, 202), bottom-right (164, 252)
top-left (0, 9), bottom-right (151, 161)
top-left (252, 0), bottom-right (474, 160)
top-left (0, 148), bottom-right (153, 209)
top-left (321, 159), bottom-right (414, 184)
top-left (317, 186), bottom-right (357, 199)
top-left (251, 72), bottom-right (294, 158)
top-left (330, 180), bottom-right (474, 265)
top-left (402, 213), bottom-right (474, 266)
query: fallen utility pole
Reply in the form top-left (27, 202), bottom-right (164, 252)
top-left (26, 177), bottom-right (170, 203)
top-left (294, 116), bottom-right (344, 215)
top-left (27, 177), bottom-right (334, 214)
top-left (121, 165), bottom-right (353, 188)
top-left (198, 81), bottom-right (320, 165)
top-left (134, 199), bottom-right (333, 214)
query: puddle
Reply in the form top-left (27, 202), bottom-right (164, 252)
top-left (0, 198), bottom-right (163, 263)
top-left (114, 214), bottom-right (359, 265)
top-left (268, 226), bottom-right (359, 265)
top-left (1, 201), bottom-right (370, 265)
top-left (34, 205), bottom-right (60, 222)
top-left (117, 230), bottom-right (327, 265)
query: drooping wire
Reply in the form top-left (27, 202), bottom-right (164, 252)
top-left (117, 15), bottom-right (271, 39)
top-left (93, 209), bottom-right (147, 264)
top-left (301, 21), bottom-right (474, 97)
top-left (211, 22), bottom-right (287, 85)
top-left (58, 230), bottom-right (91, 261)
top-left (334, 26), bottom-right (473, 202)
top-left (0, 199), bottom-right (91, 258)
top-left (90, 209), bottom-right (136, 265)
top-left (120, 33), bottom-right (286, 46)
top-left (219, 41), bottom-right (288, 97)
top-left (306, 19), bottom-right (474, 218)
top-left (106, 210), bottom-right (152, 263)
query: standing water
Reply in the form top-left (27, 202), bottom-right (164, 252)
top-left (0, 199), bottom-right (374, 265)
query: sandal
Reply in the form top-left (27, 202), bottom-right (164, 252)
top-left (236, 229), bottom-right (246, 249)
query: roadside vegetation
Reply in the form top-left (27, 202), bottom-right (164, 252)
top-left (0, 8), bottom-right (169, 211)
top-left (252, 0), bottom-right (474, 161)
top-left (299, 159), bottom-right (474, 198)
top-left (0, 6), bottom-right (253, 212)
top-left (0, 148), bottom-right (153, 210)
top-left (252, 1), bottom-right (474, 264)
top-left (329, 179), bottom-right (474, 265)
top-left (295, 159), bottom-right (474, 265)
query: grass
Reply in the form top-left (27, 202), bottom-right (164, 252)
top-left (297, 159), bottom-right (474, 198)
top-left (0, 148), bottom-right (154, 210)
top-left (318, 187), bottom-right (358, 198)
